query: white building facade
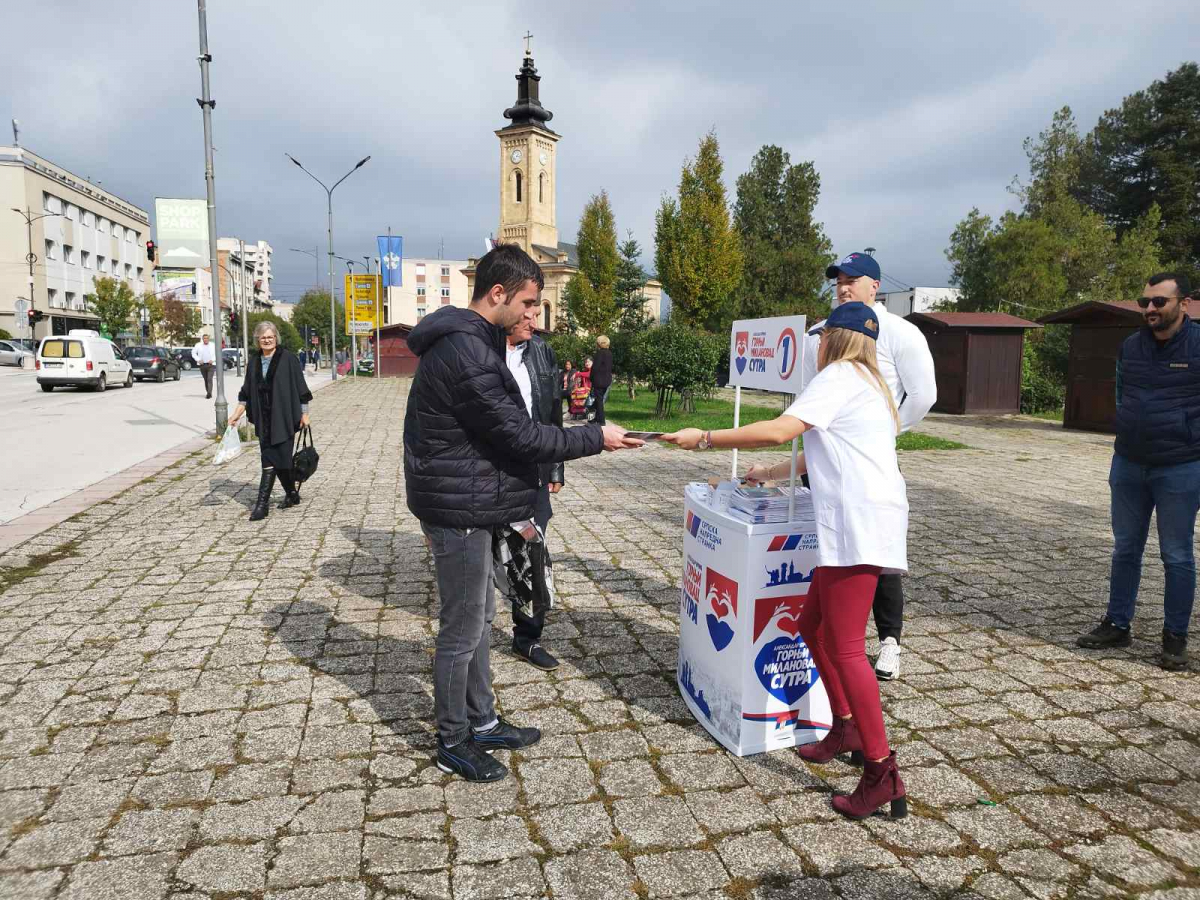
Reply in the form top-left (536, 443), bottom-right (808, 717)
top-left (878, 287), bottom-right (962, 317)
top-left (386, 258), bottom-right (470, 327)
top-left (1, 146), bottom-right (149, 340)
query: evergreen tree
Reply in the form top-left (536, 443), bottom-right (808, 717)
top-left (734, 145), bottom-right (833, 321)
top-left (614, 232), bottom-right (651, 330)
top-left (655, 131), bottom-right (744, 332)
top-left (565, 191), bottom-right (619, 334)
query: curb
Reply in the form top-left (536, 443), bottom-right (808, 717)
top-left (0, 373), bottom-right (342, 556)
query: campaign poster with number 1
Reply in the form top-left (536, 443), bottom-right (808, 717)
top-left (727, 315), bottom-right (807, 393)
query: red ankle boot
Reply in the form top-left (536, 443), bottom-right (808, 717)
top-left (832, 750), bottom-right (907, 819)
top-left (798, 716), bottom-right (864, 764)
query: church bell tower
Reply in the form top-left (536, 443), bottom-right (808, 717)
top-left (496, 39), bottom-right (559, 255)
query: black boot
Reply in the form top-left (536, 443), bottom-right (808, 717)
top-left (277, 469), bottom-right (301, 509)
top-left (249, 468), bottom-right (276, 521)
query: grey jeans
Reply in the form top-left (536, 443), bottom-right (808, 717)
top-left (422, 522), bottom-right (498, 746)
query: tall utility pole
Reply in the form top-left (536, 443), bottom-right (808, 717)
top-left (10, 208), bottom-right (61, 342)
top-left (239, 238), bottom-right (250, 371)
top-left (285, 154), bottom-right (371, 382)
top-left (197, 0), bottom-right (226, 432)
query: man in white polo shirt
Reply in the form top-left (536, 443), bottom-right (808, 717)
top-left (800, 251), bottom-right (936, 680)
top-left (192, 333), bottom-right (217, 399)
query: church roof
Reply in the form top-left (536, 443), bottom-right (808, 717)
top-left (501, 54), bottom-right (557, 133)
top-left (532, 242), bottom-right (579, 267)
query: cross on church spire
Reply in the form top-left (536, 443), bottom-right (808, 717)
top-left (523, 31), bottom-right (533, 56)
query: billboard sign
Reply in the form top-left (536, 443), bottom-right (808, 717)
top-left (154, 199), bottom-right (209, 268)
top-left (344, 274), bottom-right (381, 335)
top-left (727, 315), bottom-right (807, 393)
top-left (154, 269), bottom-right (198, 304)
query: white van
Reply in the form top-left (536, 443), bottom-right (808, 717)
top-left (35, 330), bottom-right (133, 393)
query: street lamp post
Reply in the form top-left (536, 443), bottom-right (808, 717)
top-left (289, 246), bottom-right (320, 289)
top-left (284, 154), bottom-right (371, 382)
top-left (11, 208), bottom-right (62, 341)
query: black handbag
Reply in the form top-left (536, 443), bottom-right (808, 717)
top-left (292, 426), bottom-right (319, 483)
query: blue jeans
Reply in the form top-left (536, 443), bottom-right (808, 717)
top-left (1107, 453), bottom-right (1200, 635)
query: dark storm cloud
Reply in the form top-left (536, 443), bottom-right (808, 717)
top-left (3, 0), bottom-right (1197, 301)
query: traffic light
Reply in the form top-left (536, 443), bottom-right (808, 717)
top-left (146, 240), bottom-right (156, 262)
top-left (229, 310), bottom-right (238, 331)
top-left (26, 309), bottom-right (45, 327)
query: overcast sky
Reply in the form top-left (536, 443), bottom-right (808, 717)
top-left (3, 0), bottom-right (1197, 304)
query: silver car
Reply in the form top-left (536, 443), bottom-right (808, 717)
top-left (0, 340), bottom-right (34, 367)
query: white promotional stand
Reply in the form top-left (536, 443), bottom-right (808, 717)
top-left (676, 315), bottom-right (832, 756)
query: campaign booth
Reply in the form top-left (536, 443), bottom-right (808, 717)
top-left (676, 316), bottom-right (832, 756)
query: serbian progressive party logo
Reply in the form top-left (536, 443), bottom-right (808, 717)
top-left (704, 567), bottom-right (738, 651)
top-left (752, 594), bottom-right (818, 705)
top-left (734, 331), bottom-right (749, 375)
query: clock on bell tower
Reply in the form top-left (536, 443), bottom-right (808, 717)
top-left (496, 44), bottom-right (559, 256)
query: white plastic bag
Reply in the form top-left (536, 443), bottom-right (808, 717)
top-left (214, 425), bottom-right (243, 465)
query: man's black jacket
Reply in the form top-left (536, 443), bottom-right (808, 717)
top-left (520, 335), bottom-right (566, 487)
top-left (403, 306), bottom-right (603, 527)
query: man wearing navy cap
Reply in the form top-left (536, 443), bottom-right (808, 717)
top-left (800, 252), bottom-right (937, 681)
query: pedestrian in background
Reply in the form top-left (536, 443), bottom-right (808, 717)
top-left (1078, 273), bottom-right (1197, 671)
top-left (591, 335), bottom-right (613, 425)
top-left (192, 333), bottom-right (217, 399)
top-left (228, 321), bottom-right (312, 522)
top-left (664, 302), bottom-right (909, 821)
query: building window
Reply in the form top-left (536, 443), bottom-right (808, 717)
top-left (97, 217), bottom-right (107, 234)
top-left (440, 287), bottom-right (451, 299)
top-left (415, 263), bottom-right (425, 282)
top-left (43, 193), bottom-right (62, 214)
top-left (64, 204), bottom-right (76, 221)
top-left (125, 264), bottom-right (132, 280)
top-left (83, 211), bottom-right (94, 228)
top-left (127, 230), bottom-right (135, 244)
top-left (416, 286), bottom-right (426, 297)
top-left (515, 170), bottom-right (522, 203)
top-left (440, 265), bottom-right (450, 278)
top-left (111, 222), bottom-right (120, 237)
top-left (66, 292), bottom-right (77, 310)
top-left (416, 306), bottom-right (426, 319)
top-left (81, 250), bottom-right (91, 269)
top-left (48, 289), bottom-right (61, 308)
top-left (112, 259), bottom-right (120, 275)
top-left (137, 266), bottom-right (143, 281)
top-left (97, 255), bottom-right (106, 273)
top-left (64, 245), bottom-right (75, 264)
top-left (45, 240), bottom-right (57, 260)
top-left (539, 172), bottom-right (544, 203)
top-left (543, 302), bottom-right (551, 330)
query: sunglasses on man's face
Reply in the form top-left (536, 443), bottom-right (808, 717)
top-left (1138, 296), bottom-right (1177, 309)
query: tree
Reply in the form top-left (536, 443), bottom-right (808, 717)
top-left (640, 320), bottom-right (724, 417)
top-left (136, 292), bottom-right (164, 343)
top-left (161, 299), bottom-right (202, 345)
top-left (291, 288), bottom-right (349, 351)
top-left (247, 311), bottom-right (302, 353)
top-left (612, 234), bottom-right (654, 398)
top-left (734, 145), bottom-right (833, 321)
top-left (1075, 62), bottom-right (1200, 280)
top-left (655, 131), bottom-right (744, 332)
top-left (85, 276), bottom-right (137, 339)
top-left (565, 191), bottom-right (620, 334)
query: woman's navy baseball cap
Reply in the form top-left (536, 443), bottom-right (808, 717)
top-left (809, 301), bottom-right (879, 341)
top-left (825, 252), bottom-right (881, 281)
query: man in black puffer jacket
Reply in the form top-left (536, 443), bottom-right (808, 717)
top-left (404, 244), bottom-right (640, 783)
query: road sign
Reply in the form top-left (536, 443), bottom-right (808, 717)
top-left (344, 274), bottom-right (381, 335)
top-left (13, 299), bottom-right (29, 318)
top-left (311, 335), bottom-right (319, 345)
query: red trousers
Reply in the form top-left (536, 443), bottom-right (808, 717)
top-left (797, 565), bottom-right (891, 760)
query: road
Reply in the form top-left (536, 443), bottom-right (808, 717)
top-left (0, 362), bottom-right (332, 524)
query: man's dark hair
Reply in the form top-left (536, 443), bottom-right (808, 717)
top-left (1147, 272), bottom-right (1192, 298)
top-left (471, 243), bottom-right (544, 303)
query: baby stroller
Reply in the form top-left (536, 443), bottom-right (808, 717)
top-left (569, 371), bottom-right (592, 420)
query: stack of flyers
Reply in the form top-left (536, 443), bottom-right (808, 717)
top-left (728, 485), bottom-right (815, 524)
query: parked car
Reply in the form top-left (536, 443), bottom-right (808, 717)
top-left (36, 330), bottom-right (133, 392)
top-left (171, 347), bottom-right (197, 370)
top-left (0, 339), bottom-right (34, 367)
top-left (358, 355), bottom-right (374, 374)
top-left (222, 348), bottom-right (243, 368)
top-left (126, 345), bottom-right (182, 383)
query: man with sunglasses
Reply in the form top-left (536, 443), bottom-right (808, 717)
top-left (1078, 273), bottom-right (1197, 670)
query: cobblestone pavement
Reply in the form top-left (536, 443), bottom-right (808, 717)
top-left (1, 379), bottom-right (1198, 900)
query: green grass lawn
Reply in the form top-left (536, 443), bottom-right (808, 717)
top-left (1027, 408), bottom-right (1065, 422)
top-left (603, 390), bottom-right (968, 451)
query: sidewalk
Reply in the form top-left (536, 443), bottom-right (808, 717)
top-left (0, 379), bottom-right (1197, 899)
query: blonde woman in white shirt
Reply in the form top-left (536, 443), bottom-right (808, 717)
top-left (664, 302), bottom-right (908, 820)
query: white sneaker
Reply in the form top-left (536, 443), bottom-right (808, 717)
top-left (875, 637), bottom-right (901, 681)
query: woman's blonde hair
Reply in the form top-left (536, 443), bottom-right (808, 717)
top-left (596, 335), bottom-right (610, 349)
top-left (817, 327), bottom-right (900, 433)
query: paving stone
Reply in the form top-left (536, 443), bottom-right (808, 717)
top-left (517, 756), bottom-right (596, 806)
top-left (59, 851), bottom-right (176, 900)
top-left (544, 849), bottom-right (636, 900)
top-left (130, 770), bottom-right (214, 807)
top-left (46, 778), bottom-right (133, 822)
top-left (783, 821), bottom-right (900, 875)
top-left (375, 870), bottom-right (451, 898)
top-left (443, 777), bottom-right (518, 818)
top-left (599, 759), bottom-right (662, 797)
top-left (288, 790), bottom-right (366, 833)
top-left (835, 868), bottom-right (939, 899)
top-left (0, 816), bottom-right (107, 867)
top-left (864, 813), bottom-right (963, 852)
top-left (368, 785), bottom-right (444, 816)
top-left (102, 808), bottom-right (198, 855)
top-left (451, 857), bottom-right (544, 900)
top-left (656, 752), bottom-right (745, 791)
top-left (198, 796), bottom-right (306, 840)
top-left (612, 796), bottom-right (704, 849)
top-left (362, 836), bottom-right (448, 874)
top-left (0, 870), bottom-right (66, 900)
top-left (533, 800), bottom-right (613, 852)
top-left (449, 815), bottom-right (538, 863)
top-left (269, 832), bottom-right (361, 888)
top-left (1011, 794), bottom-right (1111, 839)
top-left (1066, 836), bottom-right (1181, 887)
top-left (999, 848), bottom-right (1079, 881)
top-left (176, 842), bottom-right (268, 893)
top-left (631, 849), bottom-right (728, 897)
top-left (685, 786), bottom-right (777, 833)
top-left (944, 804), bottom-right (1046, 851)
top-left (578, 730), bottom-right (651, 761)
top-left (716, 831), bottom-right (803, 879)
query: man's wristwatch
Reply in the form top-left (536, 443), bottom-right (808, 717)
top-left (697, 430), bottom-right (712, 450)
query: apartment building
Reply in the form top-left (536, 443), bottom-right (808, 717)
top-left (217, 238), bottom-right (274, 309)
top-left (385, 258), bottom-right (470, 327)
top-left (1, 146), bottom-right (149, 340)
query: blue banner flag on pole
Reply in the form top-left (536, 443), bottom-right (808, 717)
top-left (377, 235), bottom-right (403, 288)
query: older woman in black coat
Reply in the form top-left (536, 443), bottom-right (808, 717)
top-left (228, 321), bottom-right (312, 521)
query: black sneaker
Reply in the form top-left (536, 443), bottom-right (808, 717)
top-left (472, 718), bottom-right (542, 752)
top-left (1076, 617), bottom-right (1132, 649)
top-left (1162, 630), bottom-right (1189, 671)
top-left (436, 738), bottom-right (507, 782)
top-left (515, 641), bottom-right (559, 671)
